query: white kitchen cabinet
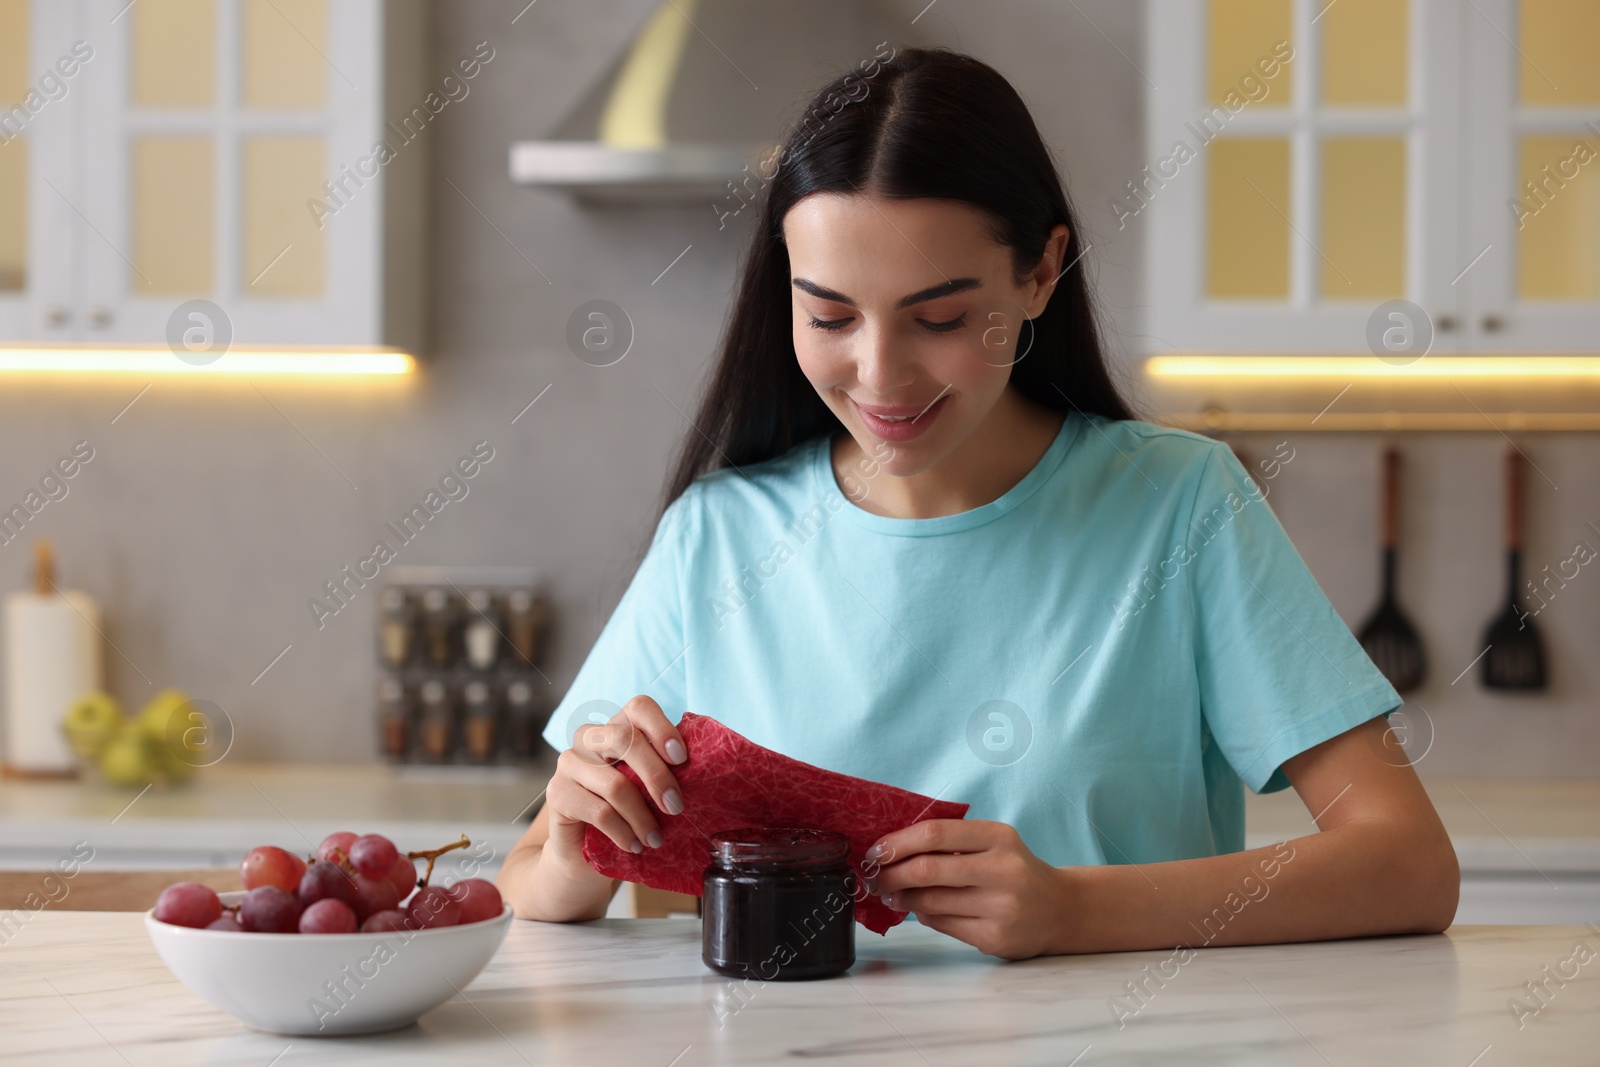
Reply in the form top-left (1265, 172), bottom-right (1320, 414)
top-left (1145, 0), bottom-right (1600, 355)
top-left (0, 0), bottom-right (428, 352)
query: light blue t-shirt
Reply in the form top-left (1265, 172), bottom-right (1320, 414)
top-left (543, 413), bottom-right (1400, 867)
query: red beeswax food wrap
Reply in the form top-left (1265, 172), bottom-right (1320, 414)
top-left (582, 713), bottom-right (969, 935)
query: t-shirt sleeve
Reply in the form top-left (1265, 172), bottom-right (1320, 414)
top-left (1186, 443), bottom-right (1401, 793)
top-left (540, 487), bottom-right (697, 754)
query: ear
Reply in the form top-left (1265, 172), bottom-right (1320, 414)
top-left (1022, 223), bottom-right (1073, 319)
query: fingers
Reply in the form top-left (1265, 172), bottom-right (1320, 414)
top-left (573, 696), bottom-right (688, 818)
top-left (622, 694), bottom-right (690, 768)
top-left (869, 850), bottom-right (980, 897)
top-left (550, 750), bottom-right (659, 854)
top-left (866, 819), bottom-right (1001, 867)
top-left (885, 885), bottom-right (985, 918)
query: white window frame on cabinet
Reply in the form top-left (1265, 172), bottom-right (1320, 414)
top-left (1144, 0), bottom-right (1463, 355)
top-left (75, 0), bottom-right (393, 346)
top-left (1461, 0), bottom-right (1600, 352)
top-left (1, 1), bottom-right (82, 342)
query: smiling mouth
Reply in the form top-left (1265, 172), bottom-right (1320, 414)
top-left (851, 397), bottom-right (946, 422)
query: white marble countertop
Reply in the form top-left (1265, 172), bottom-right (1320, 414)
top-left (4, 912), bottom-right (1597, 1065)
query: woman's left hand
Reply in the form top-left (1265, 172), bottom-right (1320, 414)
top-left (865, 819), bottom-right (1076, 960)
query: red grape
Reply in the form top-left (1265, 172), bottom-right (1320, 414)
top-left (387, 855), bottom-right (419, 900)
top-left (238, 886), bottom-right (303, 933)
top-left (317, 831), bottom-right (358, 864)
top-left (298, 860), bottom-right (356, 906)
top-left (206, 915), bottom-right (243, 932)
top-left (351, 872), bottom-right (401, 921)
top-left (154, 882), bottom-right (222, 928)
top-left (240, 846), bottom-right (306, 893)
top-left (349, 834), bottom-right (399, 878)
top-left (446, 878), bottom-right (504, 924)
top-left (406, 885), bottom-right (460, 929)
top-left (359, 909), bottom-right (410, 933)
top-left (299, 898), bottom-right (357, 934)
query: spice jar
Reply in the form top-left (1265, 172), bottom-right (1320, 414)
top-left (462, 680), bottom-right (497, 763)
top-left (701, 827), bottom-right (855, 981)
top-left (377, 587), bottom-right (413, 667)
top-left (462, 588), bottom-right (501, 671)
top-left (376, 676), bottom-right (410, 760)
top-left (418, 680), bottom-right (454, 763)
top-left (503, 680), bottom-right (538, 760)
top-left (505, 588), bottom-right (548, 668)
top-left (420, 588), bottom-right (457, 667)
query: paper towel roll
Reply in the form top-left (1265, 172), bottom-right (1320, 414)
top-left (4, 589), bottom-right (101, 775)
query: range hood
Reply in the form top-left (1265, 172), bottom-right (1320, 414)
top-left (510, 0), bottom-right (767, 203)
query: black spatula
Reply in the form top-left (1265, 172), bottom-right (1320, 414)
top-left (1482, 448), bottom-right (1547, 690)
top-left (1357, 447), bottom-right (1426, 692)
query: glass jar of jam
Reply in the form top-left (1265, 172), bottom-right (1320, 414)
top-left (701, 827), bottom-right (855, 981)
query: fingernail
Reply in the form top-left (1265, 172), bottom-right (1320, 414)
top-left (864, 877), bottom-right (878, 894)
top-left (646, 829), bottom-right (663, 849)
top-left (629, 839), bottom-right (643, 854)
top-left (665, 738), bottom-right (687, 765)
top-left (864, 843), bottom-right (884, 863)
top-left (880, 892), bottom-right (895, 909)
top-left (663, 788), bottom-right (685, 815)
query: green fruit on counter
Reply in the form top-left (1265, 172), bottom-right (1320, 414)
top-left (62, 691), bottom-right (123, 760)
top-left (137, 688), bottom-right (191, 743)
top-left (97, 726), bottom-right (160, 788)
top-left (137, 688), bottom-right (200, 777)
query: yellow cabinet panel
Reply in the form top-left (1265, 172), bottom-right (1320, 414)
top-left (1321, 137), bottom-right (1407, 298)
top-left (1321, 0), bottom-right (1408, 106)
top-left (1207, 138), bottom-right (1291, 298)
top-left (0, 0), bottom-right (26, 104)
top-left (1517, 136), bottom-right (1600, 299)
top-left (243, 137), bottom-right (324, 296)
top-left (1208, 0), bottom-right (1292, 107)
top-left (133, 0), bottom-right (215, 109)
top-left (243, 0), bottom-right (326, 111)
top-left (133, 137), bottom-right (213, 294)
top-left (1519, 0), bottom-right (1600, 105)
top-left (0, 137), bottom-right (23, 291)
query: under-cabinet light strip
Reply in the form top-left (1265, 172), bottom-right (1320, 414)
top-left (0, 348), bottom-right (415, 376)
top-left (1145, 356), bottom-right (1600, 379)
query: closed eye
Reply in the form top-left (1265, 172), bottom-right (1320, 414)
top-left (807, 313), bottom-right (966, 333)
top-left (918, 314), bottom-right (966, 334)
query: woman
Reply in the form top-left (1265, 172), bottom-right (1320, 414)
top-left (498, 48), bottom-right (1458, 959)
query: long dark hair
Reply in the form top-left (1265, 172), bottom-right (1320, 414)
top-left (660, 47), bottom-right (1137, 520)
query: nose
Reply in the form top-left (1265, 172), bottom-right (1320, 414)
top-left (853, 321), bottom-right (916, 395)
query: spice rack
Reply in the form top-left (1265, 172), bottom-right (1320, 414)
top-left (375, 566), bottom-right (554, 767)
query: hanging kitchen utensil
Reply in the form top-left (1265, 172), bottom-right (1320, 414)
top-left (1357, 447), bottom-right (1427, 692)
top-left (1481, 447), bottom-right (1546, 690)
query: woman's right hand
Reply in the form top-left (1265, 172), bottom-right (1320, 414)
top-left (543, 694), bottom-right (689, 869)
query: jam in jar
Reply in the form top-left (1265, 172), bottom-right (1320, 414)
top-left (701, 827), bottom-right (855, 981)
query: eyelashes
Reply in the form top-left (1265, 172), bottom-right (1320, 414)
top-left (806, 314), bottom-right (968, 334)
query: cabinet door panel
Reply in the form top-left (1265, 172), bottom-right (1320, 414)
top-left (1463, 0), bottom-right (1600, 350)
top-left (77, 0), bottom-right (382, 346)
top-left (1, 0), bottom-right (81, 341)
top-left (1147, 0), bottom-right (1461, 354)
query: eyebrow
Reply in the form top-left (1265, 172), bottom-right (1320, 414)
top-left (791, 276), bottom-right (983, 310)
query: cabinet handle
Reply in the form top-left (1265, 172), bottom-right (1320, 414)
top-left (1436, 314), bottom-right (1457, 332)
top-left (1482, 315), bottom-right (1504, 333)
top-left (44, 307), bottom-right (71, 329)
top-left (89, 308), bottom-right (114, 329)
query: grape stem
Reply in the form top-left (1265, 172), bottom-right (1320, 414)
top-left (408, 834), bottom-right (471, 887)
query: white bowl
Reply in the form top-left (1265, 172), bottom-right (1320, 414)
top-left (145, 890), bottom-right (513, 1036)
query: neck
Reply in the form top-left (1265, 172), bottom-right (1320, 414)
top-left (834, 388), bottom-right (1065, 520)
